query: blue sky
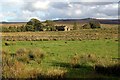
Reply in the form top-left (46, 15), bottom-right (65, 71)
top-left (0, 0), bottom-right (119, 22)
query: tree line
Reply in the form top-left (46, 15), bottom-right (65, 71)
top-left (1, 18), bottom-right (101, 32)
top-left (1, 19), bottom-right (56, 32)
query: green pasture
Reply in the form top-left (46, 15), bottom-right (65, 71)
top-left (2, 39), bottom-right (119, 78)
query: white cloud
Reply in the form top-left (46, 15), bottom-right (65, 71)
top-left (75, 10), bottom-right (82, 15)
top-left (0, 14), bottom-right (4, 21)
top-left (22, 10), bottom-right (32, 15)
top-left (0, 0), bottom-right (119, 21)
top-left (1, 0), bottom-right (24, 6)
top-left (68, 0), bottom-right (119, 2)
top-left (0, 12), bottom-right (17, 21)
top-left (32, 1), bottom-right (50, 10)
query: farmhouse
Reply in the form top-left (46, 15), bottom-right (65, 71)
top-left (55, 25), bottom-right (70, 31)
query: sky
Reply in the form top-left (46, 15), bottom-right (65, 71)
top-left (0, 0), bottom-right (119, 22)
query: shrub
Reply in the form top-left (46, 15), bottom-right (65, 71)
top-left (70, 53), bottom-right (98, 68)
top-left (2, 51), bottom-right (25, 78)
top-left (32, 48), bottom-right (45, 59)
top-left (17, 27), bottom-right (22, 32)
top-left (4, 42), bottom-right (16, 46)
top-left (16, 48), bottom-right (45, 64)
top-left (20, 25), bottom-right (26, 32)
top-left (8, 26), bottom-right (17, 32)
top-left (16, 48), bottom-right (28, 56)
top-left (87, 54), bottom-right (97, 63)
top-left (2, 50), bottom-right (45, 79)
top-left (3, 55), bottom-right (42, 78)
top-left (94, 56), bottom-right (119, 76)
top-left (43, 39), bottom-right (49, 41)
top-left (2, 51), bottom-right (14, 67)
top-left (16, 54), bottom-right (29, 63)
top-left (2, 27), bottom-right (9, 32)
top-left (78, 53), bottom-right (98, 66)
top-left (28, 51), bottom-right (35, 60)
top-left (25, 25), bottom-right (35, 31)
top-left (70, 53), bottom-right (80, 68)
top-left (3, 61), bottom-right (24, 78)
top-left (4, 42), bottom-right (10, 46)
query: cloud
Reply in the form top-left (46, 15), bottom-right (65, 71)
top-left (97, 3), bottom-right (118, 16)
top-left (33, 1), bottom-right (50, 10)
top-left (0, 14), bottom-right (4, 21)
top-left (69, 0), bottom-right (119, 2)
top-left (50, 2), bottom-right (72, 9)
top-left (0, 0), bottom-right (119, 22)
top-left (0, 11), bottom-right (17, 21)
top-left (23, 1), bottom-right (50, 12)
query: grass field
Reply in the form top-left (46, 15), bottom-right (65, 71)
top-left (1, 23), bottom-right (119, 79)
top-left (2, 39), bottom-right (119, 78)
top-left (3, 40), bottom-right (118, 58)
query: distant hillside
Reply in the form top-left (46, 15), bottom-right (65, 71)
top-left (0, 22), bottom-right (27, 24)
top-left (54, 18), bottom-right (119, 24)
top-left (0, 18), bottom-right (119, 24)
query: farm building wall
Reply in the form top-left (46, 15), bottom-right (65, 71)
top-left (64, 26), bottom-right (70, 31)
top-left (55, 26), bottom-right (70, 31)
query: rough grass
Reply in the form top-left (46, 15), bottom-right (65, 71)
top-left (2, 49), bottom-right (67, 79)
top-left (3, 40), bottom-right (118, 58)
top-left (2, 39), bottom-right (119, 79)
top-left (1, 23), bottom-right (119, 79)
top-left (1, 28), bottom-right (118, 41)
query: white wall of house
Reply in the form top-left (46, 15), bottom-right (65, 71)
top-left (64, 26), bottom-right (70, 31)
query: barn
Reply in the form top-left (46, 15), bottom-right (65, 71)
top-left (55, 26), bottom-right (70, 31)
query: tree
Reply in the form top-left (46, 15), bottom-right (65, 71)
top-left (89, 20), bottom-right (101, 29)
top-left (82, 23), bottom-right (91, 29)
top-left (25, 18), bottom-right (43, 31)
top-left (45, 20), bottom-right (54, 26)
top-left (45, 20), bottom-right (56, 31)
top-left (73, 22), bottom-right (78, 30)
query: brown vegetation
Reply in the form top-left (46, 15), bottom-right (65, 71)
top-left (69, 53), bottom-right (119, 76)
top-left (2, 28), bottom-right (118, 41)
top-left (2, 49), bottom-right (68, 79)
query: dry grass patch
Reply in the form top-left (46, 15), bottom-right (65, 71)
top-left (39, 67), bottom-right (67, 78)
top-left (70, 53), bottom-right (98, 68)
top-left (2, 49), bottom-right (46, 79)
top-left (16, 48), bottom-right (45, 64)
